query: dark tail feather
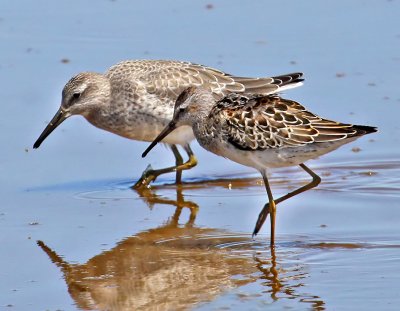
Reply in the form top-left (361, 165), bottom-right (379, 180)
top-left (271, 72), bottom-right (304, 87)
top-left (353, 125), bottom-right (378, 136)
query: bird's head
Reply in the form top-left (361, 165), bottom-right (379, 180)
top-left (33, 72), bottom-right (110, 149)
top-left (142, 87), bottom-right (216, 158)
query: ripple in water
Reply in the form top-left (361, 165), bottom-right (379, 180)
top-left (68, 158), bottom-right (400, 201)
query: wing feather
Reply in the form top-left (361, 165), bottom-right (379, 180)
top-left (212, 94), bottom-right (361, 150)
top-left (107, 60), bottom-right (304, 102)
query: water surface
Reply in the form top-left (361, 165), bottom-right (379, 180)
top-left (1, 0), bottom-right (399, 310)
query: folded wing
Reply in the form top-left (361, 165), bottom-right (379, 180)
top-left (108, 60), bottom-right (303, 100)
top-left (213, 94), bottom-right (363, 150)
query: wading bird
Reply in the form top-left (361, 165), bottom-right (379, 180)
top-left (142, 87), bottom-right (377, 246)
top-left (33, 60), bottom-right (303, 188)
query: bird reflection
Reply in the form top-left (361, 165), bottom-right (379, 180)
top-left (254, 248), bottom-right (325, 310)
top-left (37, 188), bottom-right (325, 310)
top-left (134, 186), bottom-right (198, 227)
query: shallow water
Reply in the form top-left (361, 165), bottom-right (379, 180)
top-left (1, 0), bottom-right (400, 310)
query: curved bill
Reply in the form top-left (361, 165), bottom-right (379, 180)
top-left (33, 108), bottom-right (69, 149)
top-left (142, 121), bottom-right (176, 158)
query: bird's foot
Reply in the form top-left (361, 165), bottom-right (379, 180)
top-left (132, 164), bottom-right (157, 189)
top-left (252, 203), bottom-right (270, 237)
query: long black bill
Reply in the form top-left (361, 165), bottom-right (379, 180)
top-left (142, 121), bottom-right (177, 158)
top-left (33, 108), bottom-right (68, 149)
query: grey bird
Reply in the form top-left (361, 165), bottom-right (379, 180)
top-left (33, 60), bottom-right (304, 188)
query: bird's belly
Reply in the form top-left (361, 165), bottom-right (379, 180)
top-left (159, 125), bottom-right (195, 145)
top-left (213, 139), bottom-right (356, 170)
top-left (106, 124), bottom-right (194, 145)
top-left (108, 122), bottom-right (195, 145)
top-left (87, 112), bottom-right (195, 145)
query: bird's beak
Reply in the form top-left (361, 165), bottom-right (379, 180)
top-left (142, 121), bottom-right (177, 157)
top-left (33, 107), bottom-right (69, 149)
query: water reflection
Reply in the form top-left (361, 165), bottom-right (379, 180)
top-left (135, 187), bottom-right (199, 227)
top-left (37, 188), bottom-right (325, 310)
top-left (34, 159), bottom-right (399, 200)
top-left (254, 252), bottom-right (325, 310)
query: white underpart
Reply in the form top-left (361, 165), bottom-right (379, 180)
top-left (277, 81), bottom-right (304, 93)
top-left (207, 135), bottom-right (358, 171)
top-left (161, 125), bottom-right (195, 145)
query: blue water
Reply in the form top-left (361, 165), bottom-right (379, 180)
top-left (1, 0), bottom-right (400, 310)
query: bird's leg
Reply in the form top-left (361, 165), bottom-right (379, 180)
top-left (132, 144), bottom-right (197, 189)
top-left (261, 170), bottom-right (277, 247)
top-left (253, 163), bottom-right (321, 236)
top-left (132, 145), bottom-right (184, 189)
top-left (171, 145), bottom-right (184, 185)
top-left (132, 164), bottom-right (180, 189)
top-left (181, 144), bottom-right (198, 173)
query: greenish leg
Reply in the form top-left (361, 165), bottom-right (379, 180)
top-left (253, 163), bottom-right (321, 237)
top-left (132, 144), bottom-right (198, 189)
top-left (260, 170), bottom-right (277, 247)
top-left (181, 144), bottom-right (198, 174)
top-left (171, 145), bottom-right (184, 184)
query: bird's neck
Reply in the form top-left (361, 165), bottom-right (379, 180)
top-left (84, 96), bottom-right (113, 130)
top-left (192, 91), bottom-right (217, 119)
top-left (186, 91), bottom-right (218, 140)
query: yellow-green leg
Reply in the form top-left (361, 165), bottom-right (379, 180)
top-left (132, 144), bottom-right (198, 189)
top-left (171, 145), bottom-right (184, 185)
top-left (261, 169), bottom-right (277, 247)
top-left (253, 163), bottom-right (321, 237)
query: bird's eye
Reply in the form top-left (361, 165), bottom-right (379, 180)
top-left (72, 92), bottom-right (81, 100)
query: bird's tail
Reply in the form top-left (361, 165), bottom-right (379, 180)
top-left (353, 125), bottom-right (378, 136)
top-left (229, 72), bottom-right (304, 95)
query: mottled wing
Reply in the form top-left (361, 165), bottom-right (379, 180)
top-left (107, 60), bottom-right (303, 101)
top-left (142, 61), bottom-right (240, 98)
top-left (214, 94), bottom-right (359, 150)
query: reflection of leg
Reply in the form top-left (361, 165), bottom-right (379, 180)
top-left (254, 246), bottom-right (281, 296)
top-left (176, 188), bottom-right (198, 227)
top-left (132, 143), bottom-right (198, 189)
top-left (254, 247), bottom-right (325, 307)
top-left (261, 170), bottom-right (277, 247)
top-left (165, 188), bottom-right (199, 227)
top-left (134, 186), bottom-right (199, 227)
top-left (253, 163), bottom-right (321, 236)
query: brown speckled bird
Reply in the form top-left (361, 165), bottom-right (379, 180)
top-left (33, 60), bottom-right (304, 188)
top-left (143, 87), bottom-right (377, 246)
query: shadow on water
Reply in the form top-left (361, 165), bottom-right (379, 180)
top-left (37, 188), bottom-right (327, 311)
